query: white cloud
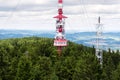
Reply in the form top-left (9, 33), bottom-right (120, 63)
top-left (0, 0), bottom-right (120, 31)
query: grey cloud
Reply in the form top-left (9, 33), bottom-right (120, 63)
top-left (97, 12), bottom-right (120, 14)
top-left (0, 0), bottom-right (56, 12)
top-left (0, 15), bottom-right (8, 17)
top-left (0, 0), bottom-right (120, 17)
top-left (0, 6), bottom-right (16, 11)
top-left (0, 4), bottom-right (54, 12)
top-left (0, 0), bottom-right (120, 12)
top-left (65, 0), bottom-right (120, 5)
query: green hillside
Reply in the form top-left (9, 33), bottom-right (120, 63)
top-left (0, 37), bottom-right (120, 80)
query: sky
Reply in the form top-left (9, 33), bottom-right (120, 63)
top-left (0, 0), bottom-right (120, 32)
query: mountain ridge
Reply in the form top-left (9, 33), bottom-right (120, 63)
top-left (0, 29), bottom-right (120, 50)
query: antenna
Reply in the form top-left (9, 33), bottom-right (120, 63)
top-left (96, 16), bottom-right (103, 66)
top-left (53, 0), bottom-right (67, 56)
top-left (98, 16), bottom-right (100, 24)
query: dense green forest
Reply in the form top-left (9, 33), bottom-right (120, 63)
top-left (0, 37), bottom-right (120, 80)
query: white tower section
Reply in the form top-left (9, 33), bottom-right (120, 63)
top-left (96, 17), bottom-right (103, 65)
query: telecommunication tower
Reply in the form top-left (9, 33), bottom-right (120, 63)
top-left (96, 17), bottom-right (103, 65)
top-left (53, 0), bottom-right (67, 56)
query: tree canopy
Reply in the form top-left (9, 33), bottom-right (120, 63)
top-left (0, 37), bottom-right (120, 80)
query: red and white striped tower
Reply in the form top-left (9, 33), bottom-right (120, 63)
top-left (54, 0), bottom-right (67, 56)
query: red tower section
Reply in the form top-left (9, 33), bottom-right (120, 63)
top-left (54, 0), bottom-right (67, 56)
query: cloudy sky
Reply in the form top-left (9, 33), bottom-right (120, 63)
top-left (0, 0), bottom-right (120, 32)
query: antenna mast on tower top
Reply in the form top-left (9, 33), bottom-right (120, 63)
top-left (53, 0), bottom-right (67, 56)
top-left (96, 16), bottom-right (103, 65)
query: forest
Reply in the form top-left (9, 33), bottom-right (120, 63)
top-left (0, 37), bottom-right (120, 80)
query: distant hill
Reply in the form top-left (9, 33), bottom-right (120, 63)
top-left (0, 29), bottom-right (120, 50)
top-left (0, 37), bottom-right (120, 80)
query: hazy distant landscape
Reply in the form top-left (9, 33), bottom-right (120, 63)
top-left (0, 29), bottom-right (120, 51)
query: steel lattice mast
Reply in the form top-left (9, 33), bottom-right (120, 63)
top-left (53, 0), bottom-right (67, 56)
top-left (96, 16), bottom-right (103, 65)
